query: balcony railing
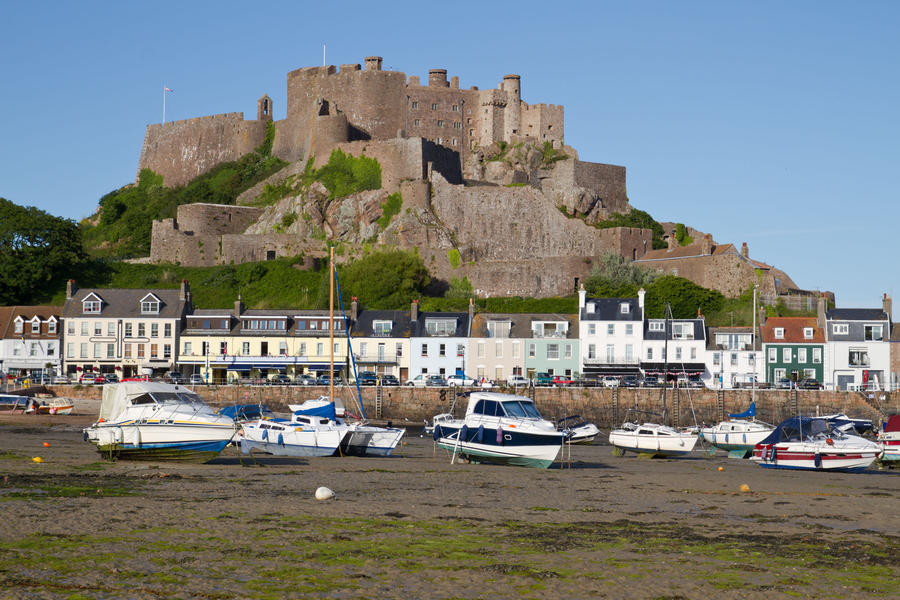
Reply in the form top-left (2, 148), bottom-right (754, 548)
top-left (583, 356), bottom-right (641, 365)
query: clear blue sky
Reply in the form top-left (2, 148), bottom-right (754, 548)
top-left (2, 1), bottom-right (897, 309)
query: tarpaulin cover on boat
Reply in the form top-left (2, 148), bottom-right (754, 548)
top-left (758, 416), bottom-right (830, 445)
top-left (729, 401), bottom-right (756, 419)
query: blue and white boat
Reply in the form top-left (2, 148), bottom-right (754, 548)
top-left (752, 416), bottom-right (881, 472)
top-left (239, 413), bottom-right (344, 458)
top-left (83, 382), bottom-right (237, 463)
top-left (434, 391), bottom-right (564, 468)
top-left (700, 402), bottom-right (774, 458)
top-left (291, 396), bottom-right (405, 457)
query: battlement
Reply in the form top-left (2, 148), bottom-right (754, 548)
top-left (145, 112), bottom-right (246, 132)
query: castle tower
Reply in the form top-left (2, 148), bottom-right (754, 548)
top-left (502, 75), bottom-right (521, 139)
top-left (257, 94), bottom-right (273, 121)
top-left (365, 56), bottom-right (383, 71)
top-left (429, 69), bottom-right (449, 88)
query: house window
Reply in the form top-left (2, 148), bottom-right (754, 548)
top-left (774, 328), bottom-right (784, 339)
top-left (94, 322), bottom-right (102, 335)
top-left (164, 344), bottom-right (171, 359)
top-left (646, 347), bottom-right (653, 360)
top-left (588, 344), bottom-right (596, 359)
top-left (431, 103), bottom-right (437, 110)
top-left (137, 344), bottom-right (145, 358)
top-left (425, 319), bottom-right (456, 336)
top-left (564, 344), bottom-right (572, 359)
top-left (607, 324), bottom-right (615, 335)
top-left (451, 104), bottom-right (458, 112)
top-left (487, 321), bottom-right (511, 338)
top-left (317, 343), bottom-right (324, 356)
top-left (29, 343), bottom-right (38, 356)
top-left (849, 349), bottom-right (869, 366)
top-left (151, 323), bottom-right (159, 338)
top-left (774, 368), bottom-right (786, 380)
top-left (864, 325), bottom-right (883, 341)
top-left (813, 348), bottom-right (822, 363)
top-left (138, 324), bottom-right (145, 337)
top-left (730, 353), bottom-right (738, 366)
top-left (676, 347), bottom-right (683, 360)
top-left (107, 322), bottom-right (115, 336)
top-left (476, 341), bottom-right (485, 358)
top-left (66, 343), bottom-right (74, 358)
top-left (201, 341), bottom-right (209, 355)
top-left (439, 344), bottom-right (446, 357)
top-left (782, 348), bottom-right (791, 363)
top-left (588, 324), bottom-right (596, 335)
top-left (14, 320), bottom-right (23, 333)
top-left (124, 344), bottom-right (132, 358)
top-left (93, 343), bottom-right (101, 358)
top-left (106, 344), bottom-right (115, 358)
top-left (413, 119), bottom-right (420, 126)
top-left (620, 303), bottom-right (630, 314)
top-left (691, 348), bottom-right (697, 360)
top-left (768, 348), bottom-right (776, 363)
top-left (421, 344), bottom-right (428, 357)
top-left (649, 321), bottom-right (664, 332)
top-left (243, 342), bottom-right (251, 355)
top-left (547, 344), bottom-right (559, 359)
top-left (437, 120), bottom-right (444, 127)
top-left (67, 321), bottom-right (74, 335)
top-left (31, 320), bottom-right (40, 334)
top-left (833, 324), bottom-right (848, 335)
top-left (141, 300), bottom-right (159, 314)
top-left (606, 345), bottom-right (615, 363)
top-left (165, 323), bottom-right (172, 337)
top-left (279, 342), bottom-right (287, 356)
top-left (672, 323), bottom-right (693, 340)
top-left (625, 324), bottom-right (633, 336)
top-left (48, 320), bottom-right (56, 334)
top-left (495, 341), bottom-right (503, 358)
top-left (803, 328), bottom-right (813, 339)
top-left (529, 343), bottom-right (536, 358)
top-left (624, 344), bottom-right (632, 361)
top-left (124, 323), bottom-right (132, 337)
top-left (81, 322), bottom-right (88, 335)
top-left (221, 342), bottom-right (229, 355)
top-left (798, 348), bottom-right (807, 363)
top-left (83, 300), bottom-right (101, 313)
top-left (79, 343), bottom-right (87, 358)
top-left (183, 342), bottom-right (191, 355)
top-left (713, 352), bottom-right (720, 366)
top-left (586, 303), bottom-right (595, 314)
top-left (373, 320), bottom-right (392, 336)
top-left (396, 343), bottom-right (403, 357)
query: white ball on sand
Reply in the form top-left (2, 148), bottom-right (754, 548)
top-left (315, 486), bottom-right (335, 500)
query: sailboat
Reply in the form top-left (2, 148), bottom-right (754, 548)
top-left (609, 302), bottom-right (699, 457)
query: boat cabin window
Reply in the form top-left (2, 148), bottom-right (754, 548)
top-left (296, 416), bottom-right (312, 425)
top-left (638, 429), bottom-right (654, 435)
top-left (473, 399), bottom-right (504, 416)
top-left (131, 393), bottom-right (156, 405)
top-left (501, 400), bottom-right (541, 419)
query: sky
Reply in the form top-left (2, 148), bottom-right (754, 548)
top-left (2, 1), bottom-right (897, 309)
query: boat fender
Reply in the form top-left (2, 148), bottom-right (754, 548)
top-left (278, 433), bottom-right (284, 446)
top-left (770, 446), bottom-right (776, 462)
top-left (825, 438), bottom-right (834, 445)
top-left (724, 433), bottom-right (729, 444)
top-left (262, 429), bottom-right (268, 441)
top-left (432, 424), bottom-right (441, 441)
top-left (83, 431), bottom-right (88, 442)
top-left (814, 453), bottom-right (822, 468)
top-left (460, 425), bottom-right (468, 443)
top-left (762, 445), bottom-right (770, 461)
top-left (742, 433), bottom-right (747, 444)
top-left (496, 427), bottom-right (503, 445)
top-left (475, 425), bottom-right (484, 443)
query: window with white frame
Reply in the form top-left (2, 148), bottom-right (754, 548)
top-left (774, 328), bottom-right (784, 339)
top-left (832, 323), bottom-right (848, 335)
top-left (690, 347), bottom-right (696, 360)
top-left (67, 321), bottom-right (74, 335)
top-left (606, 344), bottom-right (615, 363)
top-left (768, 348), bottom-right (776, 363)
top-left (83, 299), bottom-right (101, 313)
top-left (624, 344), bottom-right (633, 361)
top-left (14, 319), bottom-right (23, 333)
top-left (586, 303), bottom-right (595, 314)
top-left (373, 320), bottom-right (392, 336)
top-left (864, 325), bottom-right (883, 341)
top-left (528, 343), bottom-right (536, 358)
top-left (588, 344), bottom-right (596, 359)
top-left (439, 343), bottom-right (446, 357)
top-left (140, 297), bottom-right (160, 314)
top-left (649, 321), bottom-right (664, 332)
top-left (619, 303), bottom-right (630, 314)
top-left (813, 348), bottom-right (822, 363)
top-left (107, 344), bottom-right (115, 358)
top-left (676, 347), bottom-right (683, 360)
top-left (487, 321), bottom-right (511, 338)
top-left (425, 319), bottom-right (456, 336)
top-left (730, 353), bottom-right (737, 366)
top-left (495, 341), bottom-right (503, 358)
top-left (547, 344), bottom-right (559, 359)
top-left (138, 324), bottom-right (145, 337)
top-left (107, 322), bottom-right (115, 336)
top-left (184, 341), bottom-right (192, 355)
top-left (849, 349), bottom-right (869, 366)
top-left (66, 343), bottom-right (74, 358)
top-left (782, 348), bottom-right (791, 363)
top-left (421, 343), bottom-right (428, 357)
top-left (774, 368), bottom-right (786, 379)
top-left (31, 320), bottom-right (40, 334)
top-left (124, 323), bottom-right (132, 337)
top-left (81, 322), bottom-right (88, 335)
top-left (713, 352), bottom-right (720, 366)
top-left (672, 323), bottom-right (693, 339)
top-left (803, 328), bottom-right (813, 339)
top-left (94, 322), bottom-right (102, 335)
top-left (607, 324), bottom-right (615, 335)
top-left (47, 343), bottom-right (54, 356)
top-left (798, 348), bottom-right (807, 363)
top-left (151, 323), bottom-right (159, 338)
top-left (587, 324), bottom-right (596, 335)
top-left (647, 347), bottom-right (653, 360)
top-left (164, 323), bottom-right (172, 337)
top-left (625, 323), bottom-right (633, 336)
top-left (512, 343), bottom-right (520, 358)
top-left (564, 344), bottom-right (572, 359)
top-left (477, 342), bottom-right (485, 358)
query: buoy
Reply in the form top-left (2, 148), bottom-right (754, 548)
top-left (32, 457), bottom-right (43, 463)
top-left (717, 466), bottom-right (724, 472)
top-left (43, 442), bottom-right (50, 448)
top-left (315, 486), bottom-right (335, 501)
top-left (739, 483), bottom-right (750, 492)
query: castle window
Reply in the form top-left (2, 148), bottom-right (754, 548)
top-left (431, 103), bottom-right (437, 110)
top-left (413, 119), bottom-right (419, 126)
top-left (411, 101), bottom-right (418, 109)
top-left (436, 137), bottom-right (442, 144)
top-left (451, 138), bottom-right (457, 146)
top-left (548, 125), bottom-right (553, 131)
top-left (451, 104), bottom-right (458, 112)
top-left (453, 122), bottom-right (461, 129)
top-left (436, 120), bottom-right (443, 127)
top-left (266, 250), bottom-right (276, 260)
top-left (469, 129), bottom-right (474, 136)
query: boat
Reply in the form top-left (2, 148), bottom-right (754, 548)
top-left (609, 422), bottom-right (699, 457)
top-left (699, 402), bottom-right (774, 458)
top-left (820, 412), bottom-right (874, 435)
top-left (557, 415), bottom-right (601, 444)
top-left (218, 404), bottom-right (276, 422)
top-left (83, 381), bottom-right (238, 462)
top-left (29, 397), bottom-right (75, 415)
top-left (291, 396), bottom-right (405, 457)
top-left (752, 416), bottom-right (881, 472)
top-left (424, 412), bottom-right (455, 436)
top-left (238, 414), bottom-right (344, 458)
top-left (434, 391), bottom-right (565, 468)
top-left (0, 394), bottom-right (31, 413)
top-left (876, 415), bottom-right (900, 464)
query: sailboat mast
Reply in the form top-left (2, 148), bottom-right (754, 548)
top-left (329, 246), bottom-right (334, 403)
top-left (662, 302), bottom-right (669, 423)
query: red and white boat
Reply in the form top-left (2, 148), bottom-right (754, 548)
top-left (876, 415), bottom-right (900, 464)
top-left (753, 416), bottom-right (880, 472)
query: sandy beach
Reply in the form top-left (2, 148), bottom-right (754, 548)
top-left (0, 412), bottom-right (897, 599)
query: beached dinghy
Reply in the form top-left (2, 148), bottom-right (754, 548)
top-left (557, 415), bottom-right (601, 445)
top-left (752, 416), bottom-right (881, 472)
top-left (434, 391), bottom-right (564, 468)
top-left (83, 382), bottom-right (237, 462)
top-left (609, 422), bottom-right (699, 457)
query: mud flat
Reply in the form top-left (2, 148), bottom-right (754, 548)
top-left (0, 415), bottom-right (897, 599)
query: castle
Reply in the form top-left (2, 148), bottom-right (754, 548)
top-left (140, 56), bottom-right (799, 302)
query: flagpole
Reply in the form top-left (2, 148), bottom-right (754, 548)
top-left (163, 86), bottom-right (166, 124)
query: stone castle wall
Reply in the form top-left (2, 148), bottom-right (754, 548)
top-left (640, 252), bottom-right (777, 299)
top-left (138, 113), bottom-right (268, 188)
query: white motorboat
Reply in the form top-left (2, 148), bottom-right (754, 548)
top-left (557, 415), bottom-right (601, 444)
top-left (752, 416), bottom-right (881, 472)
top-left (700, 419), bottom-right (774, 456)
top-left (876, 415), bottom-right (900, 464)
top-left (434, 391), bottom-right (564, 468)
top-left (609, 422), bottom-right (699, 457)
top-left (83, 382), bottom-right (237, 463)
top-left (239, 415), bottom-right (344, 458)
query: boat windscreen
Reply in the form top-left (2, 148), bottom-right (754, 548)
top-left (151, 391), bottom-right (202, 404)
top-left (502, 400), bottom-right (541, 419)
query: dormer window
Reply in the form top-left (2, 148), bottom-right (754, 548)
top-left (373, 320), bottom-right (392, 336)
top-left (774, 328), bottom-right (785, 339)
top-left (82, 293), bottom-right (102, 314)
top-left (31, 318), bottom-right (41, 334)
top-left (833, 323), bottom-right (848, 335)
top-left (425, 318), bottom-right (456, 336)
top-left (803, 327), bottom-right (813, 339)
top-left (586, 303), bottom-right (595, 314)
top-left (620, 303), bottom-right (630, 314)
top-left (649, 320), bottom-right (664, 332)
top-left (140, 294), bottom-right (161, 314)
top-left (48, 320), bottom-right (57, 334)
top-left (13, 318), bottom-right (23, 333)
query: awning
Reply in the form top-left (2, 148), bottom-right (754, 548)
top-left (641, 362), bottom-right (706, 375)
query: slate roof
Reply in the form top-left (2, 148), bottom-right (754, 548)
top-left (62, 288), bottom-right (188, 319)
top-left (759, 317), bottom-right (824, 344)
top-left (705, 326), bottom-right (761, 351)
top-left (349, 310), bottom-right (414, 338)
top-left (580, 298), bottom-right (643, 322)
top-left (469, 313), bottom-right (579, 339)
top-left (643, 319), bottom-right (706, 341)
top-left (411, 311), bottom-right (470, 338)
top-left (825, 308), bottom-right (888, 321)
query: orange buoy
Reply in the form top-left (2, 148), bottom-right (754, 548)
top-left (32, 457), bottom-right (43, 463)
top-left (43, 442), bottom-right (50, 448)
top-left (717, 466), bottom-right (724, 472)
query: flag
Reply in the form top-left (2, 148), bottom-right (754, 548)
top-left (164, 87), bottom-right (173, 92)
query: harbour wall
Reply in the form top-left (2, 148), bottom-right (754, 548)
top-left (47, 386), bottom-right (896, 430)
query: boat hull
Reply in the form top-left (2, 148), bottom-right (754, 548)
top-left (436, 424), bottom-right (563, 468)
top-left (342, 427), bottom-right (405, 457)
top-left (754, 444), bottom-right (879, 472)
top-left (240, 423), bottom-right (343, 458)
top-left (609, 429), bottom-right (698, 457)
top-left (95, 439), bottom-right (230, 463)
top-left (87, 421), bottom-right (236, 463)
top-left (700, 426), bottom-right (773, 453)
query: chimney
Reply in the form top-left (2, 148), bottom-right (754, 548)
top-left (817, 295), bottom-right (826, 329)
top-left (700, 233), bottom-right (713, 255)
top-left (667, 230), bottom-right (677, 250)
top-left (638, 288), bottom-right (646, 312)
top-left (180, 279), bottom-right (190, 302)
top-left (741, 242), bottom-right (749, 258)
top-left (364, 56), bottom-right (383, 71)
top-left (351, 297), bottom-right (358, 322)
top-left (411, 299), bottom-right (418, 322)
top-left (883, 293), bottom-right (892, 322)
top-left (468, 297), bottom-right (474, 322)
top-left (234, 294), bottom-right (244, 319)
top-left (578, 283), bottom-right (586, 311)
top-left (66, 279), bottom-right (76, 300)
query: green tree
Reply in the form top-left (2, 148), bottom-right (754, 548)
top-left (643, 275), bottom-right (724, 319)
top-left (446, 276), bottom-right (474, 299)
top-left (332, 249), bottom-right (429, 309)
top-left (0, 198), bottom-right (87, 304)
top-left (583, 252), bottom-right (659, 297)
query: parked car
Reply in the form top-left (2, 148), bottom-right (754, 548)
top-left (269, 374), bottom-right (292, 385)
top-left (775, 378), bottom-right (794, 389)
top-left (165, 371), bottom-right (186, 384)
top-left (357, 371), bottom-right (378, 386)
top-left (506, 374), bottom-right (530, 387)
top-left (551, 375), bottom-right (575, 387)
top-left (189, 374), bottom-right (206, 385)
top-left (79, 373), bottom-right (101, 385)
top-left (621, 375), bottom-right (640, 388)
top-left (534, 372), bottom-right (554, 386)
top-left (316, 374), bottom-right (333, 386)
top-left (104, 374), bottom-right (119, 383)
top-left (426, 375), bottom-right (448, 387)
top-left (51, 374), bottom-right (71, 385)
top-left (380, 374), bottom-right (400, 386)
top-left (642, 375), bottom-right (660, 388)
top-left (447, 373), bottom-right (476, 386)
top-left (797, 378), bottom-right (822, 390)
top-left (405, 374), bottom-right (428, 387)
top-left (601, 376), bottom-right (620, 388)
top-left (29, 374), bottom-right (53, 385)
top-left (294, 374), bottom-right (317, 386)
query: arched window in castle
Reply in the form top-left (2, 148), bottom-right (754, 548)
top-left (413, 119), bottom-right (420, 127)
top-left (451, 138), bottom-right (458, 146)
top-left (451, 104), bottom-right (458, 112)
top-left (411, 101), bottom-right (418, 109)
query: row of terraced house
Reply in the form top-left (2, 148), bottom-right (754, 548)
top-left (0, 280), bottom-right (897, 391)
